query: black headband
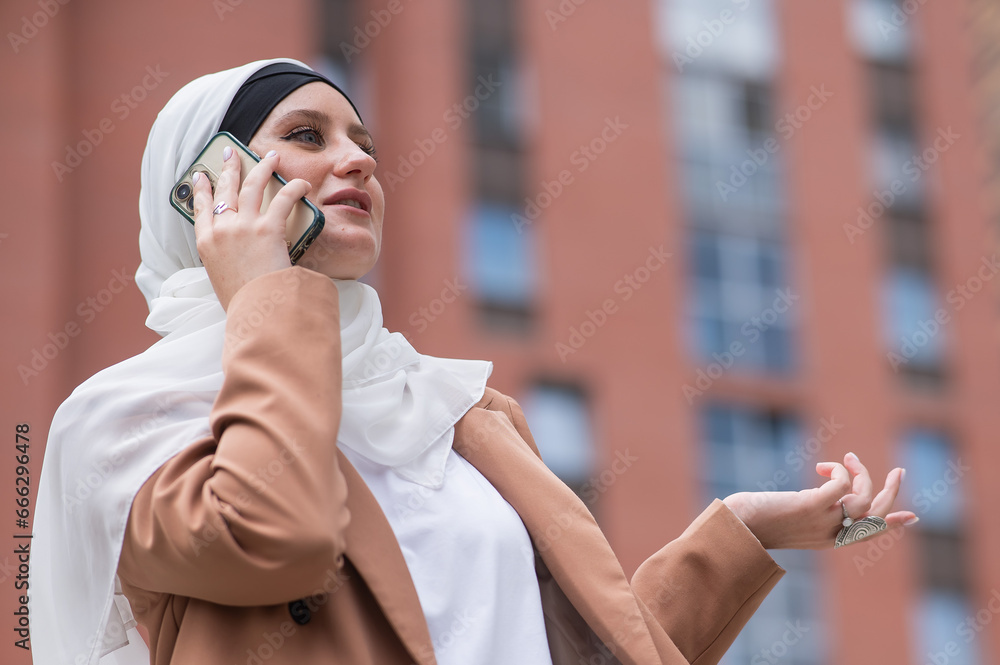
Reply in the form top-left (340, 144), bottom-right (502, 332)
top-left (219, 62), bottom-right (362, 145)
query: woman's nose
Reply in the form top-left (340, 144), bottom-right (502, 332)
top-left (331, 142), bottom-right (376, 181)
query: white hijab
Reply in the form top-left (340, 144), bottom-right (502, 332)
top-left (29, 58), bottom-right (491, 665)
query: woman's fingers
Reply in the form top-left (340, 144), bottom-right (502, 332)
top-left (841, 452), bottom-right (874, 518)
top-left (815, 462), bottom-right (852, 503)
top-left (214, 144), bottom-right (242, 213)
top-left (265, 177), bottom-right (312, 229)
top-left (885, 509), bottom-right (918, 529)
top-left (191, 171), bottom-right (215, 241)
top-left (868, 467), bottom-right (905, 518)
top-left (238, 149), bottom-right (278, 217)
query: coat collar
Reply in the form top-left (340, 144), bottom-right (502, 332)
top-left (338, 399), bottom-right (662, 665)
top-left (453, 405), bottom-right (662, 665)
top-left (338, 450), bottom-right (437, 665)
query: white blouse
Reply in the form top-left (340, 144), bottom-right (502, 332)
top-left (340, 444), bottom-right (554, 665)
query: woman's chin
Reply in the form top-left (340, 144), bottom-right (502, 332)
top-left (296, 231), bottom-right (379, 280)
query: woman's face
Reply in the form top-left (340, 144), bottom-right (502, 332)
top-left (248, 81), bottom-right (384, 280)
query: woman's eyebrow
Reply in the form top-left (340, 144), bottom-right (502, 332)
top-left (347, 122), bottom-right (373, 144)
top-left (275, 109), bottom-right (373, 142)
top-left (275, 108), bottom-right (330, 128)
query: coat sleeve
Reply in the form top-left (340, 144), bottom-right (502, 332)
top-left (630, 501), bottom-right (784, 664)
top-left (117, 267), bottom-right (350, 606)
top-left (503, 394), bottom-right (785, 664)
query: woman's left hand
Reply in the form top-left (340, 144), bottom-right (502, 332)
top-left (722, 452), bottom-right (918, 549)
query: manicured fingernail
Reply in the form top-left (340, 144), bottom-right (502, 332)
top-left (847, 452), bottom-right (858, 462)
top-left (905, 515), bottom-right (920, 526)
top-left (266, 149), bottom-right (277, 158)
top-left (192, 172), bottom-right (201, 184)
top-left (223, 146), bottom-right (233, 161)
top-left (900, 468), bottom-right (906, 482)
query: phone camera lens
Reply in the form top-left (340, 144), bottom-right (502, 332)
top-left (175, 183), bottom-right (192, 201)
top-left (185, 197), bottom-right (195, 212)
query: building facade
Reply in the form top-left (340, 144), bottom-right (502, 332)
top-left (2, 0), bottom-right (998, 663)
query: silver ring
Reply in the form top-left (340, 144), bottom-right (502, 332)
top-left (840, 500), bottom-right (854, 527)
top-left (835, 515), bottom-right (887, 548)
top-left (213, 201), bottom-right (236, 215)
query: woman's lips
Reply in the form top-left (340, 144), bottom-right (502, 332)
top-left (322, 188), bottom-right (372, 214)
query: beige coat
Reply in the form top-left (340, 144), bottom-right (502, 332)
top-left (117, 267), bottom-right (784, 665)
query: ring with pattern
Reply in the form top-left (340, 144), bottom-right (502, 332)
top-left (834, 515), bottom-right (887, 548)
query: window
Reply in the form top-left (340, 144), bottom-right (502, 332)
top-left (317, 0), bottom-right (362, 85)
top-left (883, 267), bottom-right (946, 381)
top-left (700, 404), bottom-right (826, 665)
top-left (897, 430), bottom-right (981, 665)
top-left (466, 0), bottom-right (533, 330)
top-left (665, 0), bottom-right (796, 376)
top-left (868, 62), bottom-right (917, 132)
top-left (870, 127), bottom-right (925, 213)
top-left (658, 0), bottom-right (780, 79)
top-left (520, 383), bottom-right (595, 494)
top-left (887, 216), bottom-right (932, 271)
top-left (853, 1), bottom-right (945, 389)
top-left (848, 0), bottom-right (912, 63)
top-left (463, 202), bottom-right (537, 311)
top-left (897, 430), bottom-right (965, 537)
top-left (689, 230), bottom-right (795, 372)
top-left (672, 73), bottom-right (786, 232)
top-left (913, 593), bottom-right (983, 665)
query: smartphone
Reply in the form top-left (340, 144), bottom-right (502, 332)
top-left (170, 131), bottom-right (325, 265)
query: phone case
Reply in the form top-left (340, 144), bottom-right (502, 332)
top-left (169, 131), bottom-right (325, 265)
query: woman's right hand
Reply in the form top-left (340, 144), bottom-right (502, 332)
top-left (191, 146), bottom-right (312, 310)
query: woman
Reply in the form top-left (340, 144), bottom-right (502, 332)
top-left (30, 58), bottom-right (916, 665)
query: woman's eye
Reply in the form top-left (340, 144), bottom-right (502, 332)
top-left (283, 127), bottom-right (323, 145)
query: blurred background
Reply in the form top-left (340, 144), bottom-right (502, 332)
top-left (2, 0), bottom-right (999, 663)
